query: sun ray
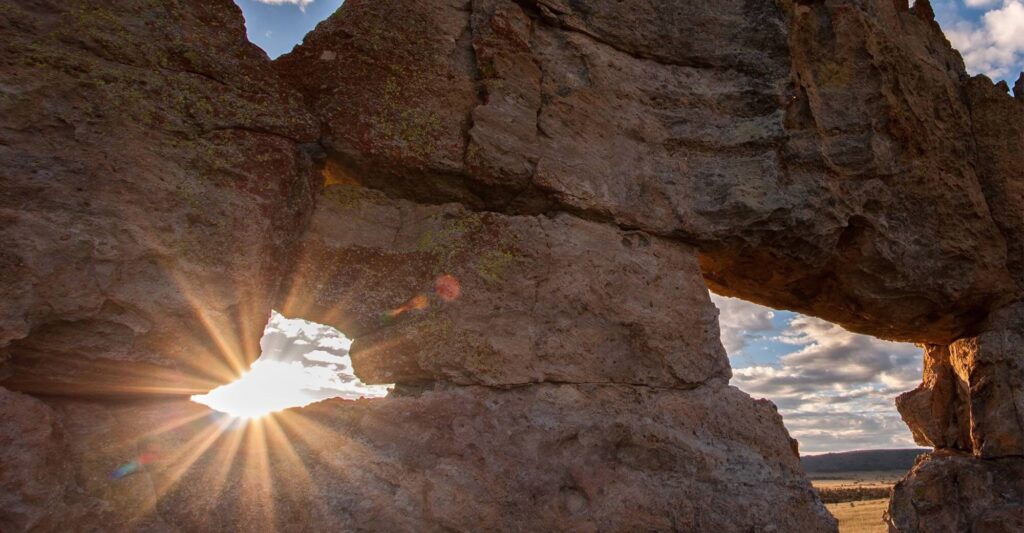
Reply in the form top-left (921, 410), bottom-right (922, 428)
top-left (241, 419), bottom-right (278, 528)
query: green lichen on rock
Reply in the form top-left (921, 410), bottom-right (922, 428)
top-left (474, 249), bottom-right (517, 283)
top-left (415, 213), bottom-right (521, 282)
top-left (374, 74), bottom-right (445, 158)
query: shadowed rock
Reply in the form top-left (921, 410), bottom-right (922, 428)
top-left (0, 0), bottom-right (321, 396)
top-left (896, 345), bottom-right (972, 451)
top-left (887, 452), bottom-right (1024, 533)
top-left (8, 384), bottom-right (835, 532)
top-left (276, 0), bottom-right (1017, 344)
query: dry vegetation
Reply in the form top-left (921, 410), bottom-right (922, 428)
top-left (811, 470), bottom-right (904, 532)
top-left (825, 499), bottom-right (890, 533)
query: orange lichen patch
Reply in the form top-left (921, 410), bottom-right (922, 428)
top-left (322, 159), bottom-right (363, 187)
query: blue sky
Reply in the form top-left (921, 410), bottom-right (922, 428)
top-left (228, 0), bottom-right (1021, 453)
top-left (234, 0), bottom-right (343, 58)
top-left (712, 295), bottom-right (921, 453)
top-left (933, 0), bottom-right (1024, 83)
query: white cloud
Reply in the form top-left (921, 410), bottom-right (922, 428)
top-left (724, 311), bottom-right (923, 453)
top-left (934, 1), bottom-right (1024, 81)
top-left (985, 1), bottom-right (1024, 51)
top-left (252, 0), bottom-right (315, 10)
top-left (304, 349), bottom-right (348, 365)
top-left (192, 311), bottom-right (389, 418)
top-left (710, 294), bottom-right (775, 354)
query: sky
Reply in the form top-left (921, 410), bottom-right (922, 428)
top-left (219, 0), bottom-right (1022, 452)
top-left (233, 0), bottom-right (344, 59)
top-left (933, 0), bottom-right (1024, 83)
top-left (712, 295), bottom-right (922, 454)
top-left (191, 311), bottom-right (389, 418)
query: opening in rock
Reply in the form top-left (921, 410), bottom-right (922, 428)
top-left (711, 294), bottom-right (928, 526)
top-left (234, 0), bottom-right (344, 59)
top-left (191, 311), bottom-right (391, 419)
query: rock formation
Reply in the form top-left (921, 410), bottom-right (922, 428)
top-left (275, 0), bottom-right (1015, 344)
top-left (0, 0), bottom-right (321, 397)
top-left (1, 0), bottom-right (1022, 531)
top-left (888, 452), bottom-right (1024, 533)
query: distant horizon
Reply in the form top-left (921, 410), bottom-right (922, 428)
top-left (800, 447), bottom-right (929, 458)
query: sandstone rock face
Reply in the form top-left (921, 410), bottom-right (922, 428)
top-left (896, 345), bottom-right (972, 451)
top-left (280, 186), bottom-right (728, 387)
top-left (11, 384), bottom-right (833, 532)
top-left (0, 386), bottom-right (177, 532)
top-left (948, 303), bottom-right (1024, 458)
top-left (965, 77), bottom-right (1024, 291)
top-left (0, 387), bottom-right (70, 532)
top-left (0, 0), bottom-right (320, 395)
top-left (887, 452), bottom-right (1024, 533)
top-left (276, 0), bottom-right (1018, 344)
top-left (3, 0), bottom-right (1024, 531)
top-left (893, 304), bottom-right (1024, 531)
top-left (898, 303), bottom-right (1024, 459)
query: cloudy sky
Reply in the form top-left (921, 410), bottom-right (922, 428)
top-left (933, 0), bottom-right (1024, 82)
top-left (222, 0), bottom-right (1021, 452)
top-left (712, 296), bottom-right (922, 454)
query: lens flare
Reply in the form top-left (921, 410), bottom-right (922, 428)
top-left (434, 274), bottom-right (461, 302)
top-left (111, 452), bottom-right (158, 480)
top-left (384, 294), bottom-right (430, 320)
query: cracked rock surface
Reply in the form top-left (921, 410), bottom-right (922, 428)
top-left (2, 0), bottom-right (1023, 531)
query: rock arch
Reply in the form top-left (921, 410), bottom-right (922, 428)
top-left (1, 0), bottom-right (1021, 531)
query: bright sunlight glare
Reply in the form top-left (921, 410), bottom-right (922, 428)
top-left (191, 312), bottom-right (391, 419)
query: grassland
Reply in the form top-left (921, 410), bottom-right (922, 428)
top-left (810, 470), bottom-right (904, 532)
top-left (825, 499), bottom-right (890, 533)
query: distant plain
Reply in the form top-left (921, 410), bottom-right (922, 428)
top-left (810, 470), bottom-right (905, 532)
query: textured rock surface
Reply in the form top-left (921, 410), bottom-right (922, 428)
top-left (276, 0), bottom-right (1018, 344)
top-left (896, 345), bottom-right (972, 451)
top-left (0, 0), bottom-right (320, 395)
top-left (965, 76), bottom-right (1024, 291)
top-left (0, 387), bottom-right (175, 532)
top-left (2, 0), bottom-right (1024, 531)
top-left (280, 185), bottom-right (728, 387)
top-left (898, 303), bottom-right (1024, 459)
top-left (0, 387), bottom-right (71, 532)
top-left (887, 452), bottom-right (1024, 533)
top-left (10, 384), bottom-right (833, 532)
top-left (947, 303), bottom-right (1024, 458)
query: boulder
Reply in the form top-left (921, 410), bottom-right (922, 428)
top-left (887, 452), bottom-right (1024, 533)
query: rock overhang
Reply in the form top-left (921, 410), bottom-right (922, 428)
top-left (2, 0), bottom-right (1023, 531)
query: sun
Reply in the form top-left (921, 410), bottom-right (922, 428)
top-left (190, 312), bottom-right (391, 419)
top-left (191, 360), bottom-right (320, 419)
